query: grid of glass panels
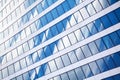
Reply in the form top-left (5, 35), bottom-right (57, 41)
top-left (103, 74), bottom-right (120, 80)
top-left (0, 0), bottom-right (58, 40)
top-left (0, 0), bottom-right (119, 46)
top-left (11, 51), bottom-right (120, 80)
top-left (0, 7), bottom-right (119, 66)
top-left (1, 29), bottom-right (120, 79)
top-left (47, 52), bottom-right (120, 80)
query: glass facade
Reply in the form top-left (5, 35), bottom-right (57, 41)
top-left (0, 0), bottom-right (120, 80)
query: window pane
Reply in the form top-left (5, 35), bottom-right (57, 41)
top-left (68, 70), bottom-right (77, 80)
top-left (96, 59), bottom-right (109, 72)
top-left (88, 42), bottom-right (99, 54)
top-left (81, 26), bottom-right (91, 38)
top-left (61, 54), bottom-right (71, 66)
top-left (14, 62), bottom-right (21, 72)
top-left (29, 69), bottom-right (37, 80)
top-left (111, 52), bottom-right (120, 67)
top-left (75, 67), bottom-right (85, 80)
top-left (94, 19), bottom-right (104, 32)
top-left (89, 61), bottom-right (100, 75)
top-left (92, 0), bottom-right (102, 12)
top-left (74, 29), bottom-right (84, 41)
top-left (68, 33), bottom-right (77, 45)
top-left (109, 32), bottom-right (120, 46)
top-left (86, 4), bottom-right (96, 16)
top-left (102, 36), bottom-right (114, 48)
top-left (100, 15), bottom-right (112, 28)
top-left (17, 45), bottom-right (23, 55)
top-left (48, 60), bottom-right (57, 72)
top-left (2, 68), bottom-right (8, 78)
top-left (74, 11), bottom-right (83, 23)
top-left (23, 72), bottom-right (30, 80)
top-left (99, 0), bottom-right (109, 9)
top-left (108, 12), bottom-right (119, 25)
top-left (104, 56), bottom-right (116, 69)
top-left (8, 64), bottom-right (14, 75)
top-left (20, 58), bottom-right (27, 69)
top-left (87, 22), bottom-right (98, 35)
top-left (95, 38), bottom-right (107, 52)
top-left (55, 57), bottom-right (64, 69)
top-left (61, 73), bottom-right (69, 80)
top-left (68, 51), bottom-right (78, 63)
top-left (23, 42), bottom-right (30, 52)
top-left (12, 49), bottom-right (18, 59)
top-left (82, 64), bottom-right (93, 78)
top-left (80, 7), bottom-right (89, 19)
top-left (26, 54), bottom-right (33, 66)
top-left (75, 48), bottom-right (85, 60)
top-left (32, 52), bottom-right (39, 63)
top-left (81, 45), bottom-right (92, 57)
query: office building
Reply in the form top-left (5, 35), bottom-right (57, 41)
top-left (0, 0), bottom-right (120, 80)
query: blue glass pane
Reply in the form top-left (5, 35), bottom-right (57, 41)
top-left (45, 29), bottom-right (53, 40)
top-left (40, 16), bottom-right (48, 26)
top-left (29, 69), bottom-right (37, 80)
top-left (75, 67), bottom-right (85, 80)
top-left (56, 22), bottom-right (65, 33)
top-left (87, 22), bottom-right (98, 35)
top-left (104, 56), bottom-right (116, 69)
top-left (116, 30), bottom-right (120, 37)
top-left (51, 8), bottom-right (59, 19)
top-left (32, 52), bottom-right (39, 63)
top-left (102, 36), bottom-right (114, 48)
top-left (44, 46), bottom-right (52, 57)
top-left (66, 0), bottom-right (76, 8)
top-left (82, 64), bottom-right (93, 78)
top-left (24, 0), bottom-right (30, 9)
top-left (46, 12), bottom-right (53, 22)
top-left (34, 35), bottom-right (41, 47)
top-left (100, 15), bottom-right (112, 28)
top-left (36, 19), bottom-right (42, 29)
top-left (62, 1), bottom-right (71, 12)
top-left (111, 52), bottom-right (120, 67)
top-left (107, 12), bottom-right (119, 25)
top-left (36, 66), bottom-right (44, 78)
top-left (115, 8), bottom-right (120, 20)
top-left (56, 5), bottom-right (65, 16)
top-left (109, 32), bottom-right (120, 46)
top-left (50, 25), bottom-right (59, 36)
top-left (37, 3), bottom-right (43, 14)
top-left (113, 74), bottom-right (120, 80)
top-left (29, 0), bottom-right (35, 5)
top-left (94, 19), bottom-right (104, 32)
top-left (38, 49), bottom-right (45, 60)
top-left (81, 26), bottom-right (91, 38)
top-left (107, 0), bottom-right (119, 5)
top-left (22, 15), bottom-right (29, 24)
top-left (41, 0), bottom-right (49, 9)
top-left (47, 0), bottom-right (54, 6)
top-left (96, 59), bottom-right (109, 72)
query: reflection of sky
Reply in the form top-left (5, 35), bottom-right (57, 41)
top-left (0, 0), bottom-right (119, 79)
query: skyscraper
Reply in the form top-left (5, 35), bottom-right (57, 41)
top-left (0, 0), bottom-right (120, 80)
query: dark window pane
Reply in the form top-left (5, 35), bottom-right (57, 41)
top-left (94, 19), bottom-right (104, 32)
top-left (96, 59), bottom-right (109, 72)
top-left (111, 52), bottom-right (120, 66)
top-left (107, 12), bottom-right (119, 25)
top-left (102, 36), bottom-right (114, 48)
top-left (95, 38), bottom-right (107, 52)
top-left (109, 32), bottom-right (120, 46)
top-left (104, 56), bottom-right (116, 69)
top-left (100, 15), bottom-right (112, 28)
top-left (82, 64), bottom-right (93, 78)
